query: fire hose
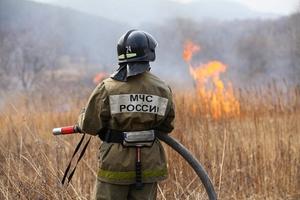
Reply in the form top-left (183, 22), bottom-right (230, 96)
top-left (53, 126), bottom-right (217, 200)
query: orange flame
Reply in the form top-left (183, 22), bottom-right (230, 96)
top-left (182, 40), bottom-right (201, 62)
top-left (183, 40), bottom-right (240, 119)
top-left (93, 72), bottom-right (108, 85)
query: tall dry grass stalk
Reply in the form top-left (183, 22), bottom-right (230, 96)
top-left (0, 84), bottom-right (299, 199)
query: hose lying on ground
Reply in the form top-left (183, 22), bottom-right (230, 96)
top-left (156, 132), bottom-right (217, 200)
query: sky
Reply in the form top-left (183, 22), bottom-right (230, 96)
top-left (231, 0), bottom-right (299, 14)
top-left (172, 0), bottom-right (299, 14)
top-left (31, 0), bottom-right (299, 15)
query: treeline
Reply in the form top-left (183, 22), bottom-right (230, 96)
top-left (0, 0), bottom-right (299, 93)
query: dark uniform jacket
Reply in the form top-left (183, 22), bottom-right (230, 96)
top-left (78, 71), bottom-right (175, 184)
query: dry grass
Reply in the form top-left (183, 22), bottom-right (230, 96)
top-left (0, 84), bottom-right (299, 200)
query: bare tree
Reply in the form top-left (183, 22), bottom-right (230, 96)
top-left (5, 28), bottom-right (59, 91)
top-left (0, 34), bottom-right (14, 91)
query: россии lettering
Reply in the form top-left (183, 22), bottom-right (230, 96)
top-left (109, 94), bottom-right (168, 116)
top-left (120, 94), bottom-right (158, 113)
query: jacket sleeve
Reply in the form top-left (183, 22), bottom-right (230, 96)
top-left (157, 87), bottom-right (175, 133)
top-left (77, 82), bottom-right (110, 135)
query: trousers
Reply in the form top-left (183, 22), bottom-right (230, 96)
top-left (94, 180), bottom-right (157, 200)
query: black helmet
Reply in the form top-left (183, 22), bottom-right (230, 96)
top-left (117, 30), bottom-right (158, 64)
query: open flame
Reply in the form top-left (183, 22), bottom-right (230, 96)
top-left (183, 40), bottom-right (201, 62)
top-left (183, 40), bottom-right (240, 119)
top-left (93, 72), bottom-right (108, 85)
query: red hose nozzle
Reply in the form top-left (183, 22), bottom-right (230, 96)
top-left (52, 125), bottom-right (80, 135)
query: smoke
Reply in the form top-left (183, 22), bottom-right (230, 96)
top-left (1, 0), bottom-right (300, 93)
top-left (141, 16), bottom-right (300, 87)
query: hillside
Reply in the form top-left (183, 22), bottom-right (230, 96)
top-left (48, 0), bottom-right (277, 25)
top-left (0, 0), bottom-right (128, 64)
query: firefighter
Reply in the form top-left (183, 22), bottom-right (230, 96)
top-left (77, 30), bottom-right (175, 200)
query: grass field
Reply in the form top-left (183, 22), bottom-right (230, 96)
top-left (0, 83), bottom-right (299, 200)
